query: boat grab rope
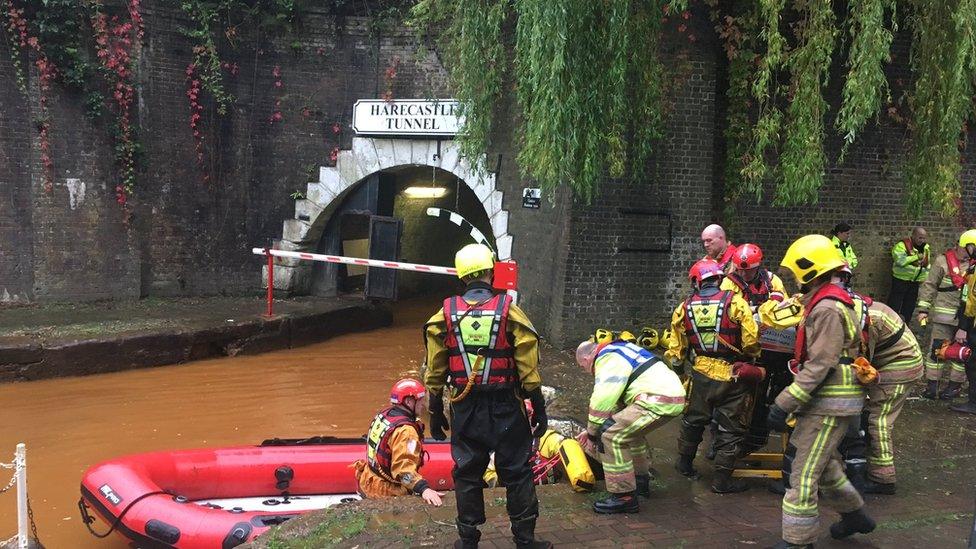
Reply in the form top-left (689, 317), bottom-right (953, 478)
top-left (78, 490), bottom-right (170, 538)
top-left (0, 457), bottom-right (18, 495)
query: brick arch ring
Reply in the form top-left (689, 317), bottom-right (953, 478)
top-left (266, 137), bottom-right (512, 294)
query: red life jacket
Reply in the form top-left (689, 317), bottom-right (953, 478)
top-left (793, 283), bottom-right (866, 363)
top-left (443, 293), bottom-right (517, 388)
top-left (366, 405), bottom-right (424, 479)
top-left (944, 250), bottom-right (968, 289)
top-left (727, 270), bottom-right (773, 307)
top-left (681, 288), bottom-right (741, 358)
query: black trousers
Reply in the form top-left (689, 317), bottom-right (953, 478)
top-left (678, 371), bottom-right (752, 471)
top-left (887, 277), bottom-right (921, 321)
top-left (450, 387), bottom-right (538, 544)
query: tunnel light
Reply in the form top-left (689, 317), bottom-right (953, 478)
top-left (403, 186), bottom-right (448, 198)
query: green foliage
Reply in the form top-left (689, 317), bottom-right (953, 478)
top-left (836, 0), bottom-right (896, 158)
top-left (777, 0), bottom-right (836, 206)
top-left (904, 0), bottom-right (976, 217)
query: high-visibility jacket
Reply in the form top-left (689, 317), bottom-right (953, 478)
top-left (586, 342), bottom-right (685, 438)
top-left (721, 269), bottom-right (787, 309)
top-left (355, 405), bottom-right (429, 497)
top-left (775, 282), bottom-right (865, 417)
top-left (891, 239), bottom-right (931, 282)
top-left (366, 405), bottom-right (424, 479)
top-left (917, 251), bottom-right (970, 325)
top-left (866, 300), bottom-right (923, 385)
top-left (441, 293), bottom-right (516, 388)
top-left (832, 236), bottom-right (858, 270)
top-left (424, 281), bottom-right (541, 396)
top-left (665, 286), bottom-right (759, 381)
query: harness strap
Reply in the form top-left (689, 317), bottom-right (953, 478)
top-left (873, 322), bottom-right (906, 355)
top-left (446, 347), bottom-right (515, 358)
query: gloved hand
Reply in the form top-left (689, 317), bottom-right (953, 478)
top-left (732, 362), bottom-right (766, 383)
top-left (766, 404), bottom-right (789, 433)
top-left (527, 388), bottom-right (548, 438)
top-left (428, 393), bottom-right (449, 441)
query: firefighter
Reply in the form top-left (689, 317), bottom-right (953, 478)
top-left (668, 258), bottom-right (760, 493)
top-left (423, 243), bottom-right (551, 549)
top-left (916, 231), bottom-right (976, 399)
top-left (887, 227), bottom-right (930, 321)
top-left (860, 299), bottom-right (924, 494)
top-left (574, 337), bottom-right (686, 513)
top-left (354, 379), bottom-right (444, 506)
top-left (701, 224), bottom-right (738, 271)
top-left (720, 243), bottom-right (791, 456)
top-left (768, 234), bottom-right (873, 549)
top-left (951, 229), bottom-right (976, 414)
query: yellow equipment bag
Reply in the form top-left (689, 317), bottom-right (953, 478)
top-left (758, 295), bottom-right (805, 330)
top-left (538, 430), bottom-right (596, 492)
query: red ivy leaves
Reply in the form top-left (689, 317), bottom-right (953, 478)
top-left (269, 64), bottom-right (283, 124)
top-left (186, 63), bottom-right (209, 185)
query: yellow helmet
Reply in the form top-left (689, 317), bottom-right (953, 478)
top-left (959, 229), bottom-right (976, 248)
top-left (659, 329), bottom-right (673, 349)
top-left (780, 234), bottom-right (846, 285)
top-left (454, 243), bottom-right (495, 280)
top-left (617, 330), bottom-right (638, 344)
top-left (638, 327), bottom-right (659, 349)
top-left (758, 297), bottom-right (804, 329)
top-left (593, 328), bottom-right (614, 345)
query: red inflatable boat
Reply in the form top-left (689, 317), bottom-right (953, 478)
top-left (78, 437), bottom-right (454, 548)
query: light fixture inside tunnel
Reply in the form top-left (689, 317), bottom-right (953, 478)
top-left (403, 186), bottom-right (448, 198)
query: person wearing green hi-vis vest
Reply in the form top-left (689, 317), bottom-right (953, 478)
top-left (887, 227), bottom-right (931, 321)
top-left (831, 222), bottom-right (858, 270)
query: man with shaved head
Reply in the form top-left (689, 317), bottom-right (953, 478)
top-left (701, 224), bottom-right (737, 272)
top-left (887, 227), bottom-right (930, 321)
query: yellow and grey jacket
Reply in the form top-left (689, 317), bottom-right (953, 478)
top-left (665, 289), bottom-right (760, 381)
top-left (891, 239), bottom-right (931, 282)
top-left (917, 253), bottom-right (968, 325)
top-left (423, 286), bottom-right (541, 397)
top-left (832, 236), bottom-right (858, 270)
top-left (867, 300), bottom-right (923, 385)
top-left (586, 342), bottom-right (685, 438)
top-left (775, 283), bottom-right (865, 417)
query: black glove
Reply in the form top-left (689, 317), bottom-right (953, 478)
top-left (766, 404), bottom-right (789, 433)
top-left (428, 393), bottom-right (449, 441)
top-left (528, 388), bottom-right (548, 438)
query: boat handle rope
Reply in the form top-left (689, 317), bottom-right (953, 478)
top-left (78, 489), bottom-right (170, 538)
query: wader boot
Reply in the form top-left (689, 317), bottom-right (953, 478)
top-left (705, 420), bottom-right (719, 460)
top-left (454, 522), bottom-right (480, 549)
top-left (951, 377), bottom-right (976, 414)
top-left (940, 381), bottom-right (962, 400)
top-left (675, 454), bottom-right (699, 479)
top-left (510, 516), bottom-right (552, 548)
top-left (862, 478), bottom-right (896, 495)
top-left (635, 474), bottom-right (651, 498)
top-left (922, 380), bottom-right (939, 400)
top-left (829, 508), bottom-right (876, 539)
top-left (711, 467), bottom-right (749, 494)
top-left (593, 492), bottom-right (639, 514)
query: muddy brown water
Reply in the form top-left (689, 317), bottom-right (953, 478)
top-left (0, 300), bottom-right (440, 548)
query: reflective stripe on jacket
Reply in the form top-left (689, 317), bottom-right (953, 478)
top-left (891, 239), bottom-right (931, 282)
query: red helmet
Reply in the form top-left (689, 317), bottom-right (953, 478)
top-left (734, 243), bottom-right (763, 270)
top-left (390, 378), bottom-right (426, 405)
top-left (689, 259), bottom-right (724, 287)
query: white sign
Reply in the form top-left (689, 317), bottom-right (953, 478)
top-left (352, 99), bottom-right (462, 137)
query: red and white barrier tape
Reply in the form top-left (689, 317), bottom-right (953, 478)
top-left (251, 248), bottom-right (458, 276)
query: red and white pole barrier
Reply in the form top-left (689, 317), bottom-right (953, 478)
top-left (252, 248), bottom-right (458, 276)
top-left (265, 248), bottom-right (274, 317)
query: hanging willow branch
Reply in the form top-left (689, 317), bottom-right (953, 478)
top-left (741, 0), bottom-right (785, 198)
top-left (905, 0), bottom-right (976, 217)
top-left (777, 0), bottom-right (836, 206)
top-left (836, 0), bottom-right (896, 158)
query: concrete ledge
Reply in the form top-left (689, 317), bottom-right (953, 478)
top-left (0, 304), bottom-right (392, 382)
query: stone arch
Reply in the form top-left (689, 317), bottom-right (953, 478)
top-left (266, 137), bottom-right (512, 293)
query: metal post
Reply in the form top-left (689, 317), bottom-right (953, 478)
top-left (15, 443), bottom-right (26, 549)
top-left (265, 248), bottom-right (274, 318)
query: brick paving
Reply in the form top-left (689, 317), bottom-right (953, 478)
top-left (253, 392), bottom-right (976, 548)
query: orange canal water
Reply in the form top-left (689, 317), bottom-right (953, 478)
top-left (0, 300), bottom-right (439, 548)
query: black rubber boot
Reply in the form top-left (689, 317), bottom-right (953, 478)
top-left (510, 516), bottom-right (552, 548)
top-left (593, 492), bottom-right (639, 514)
top-left (635, 474), bottom-right (651, 498)
top-left (845, 460), bottom-right (867, 494)
top-left (953, 367), bottom-right (976, 413)
top-left (675, 454), bottom-right (700, 479)
top-left (922, 380), bottom-right (939, 400)
top-left (830, 508), bottom-right (876, 539)
top-left (862, 479), bottom-right (896, 495)
top-left (454, 521), bottom-right (480, 549)
top-left (771, 541), bottom-right (814, 549)
top-left (711, 468), bottom-right (749, 494)
top-left (940, 381), bottom-right (963, 400)
top-left (951, 400), bottom-right (976, 414)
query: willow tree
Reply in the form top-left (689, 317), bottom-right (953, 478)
top-left (413, 0), bottom-right (976, 216)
